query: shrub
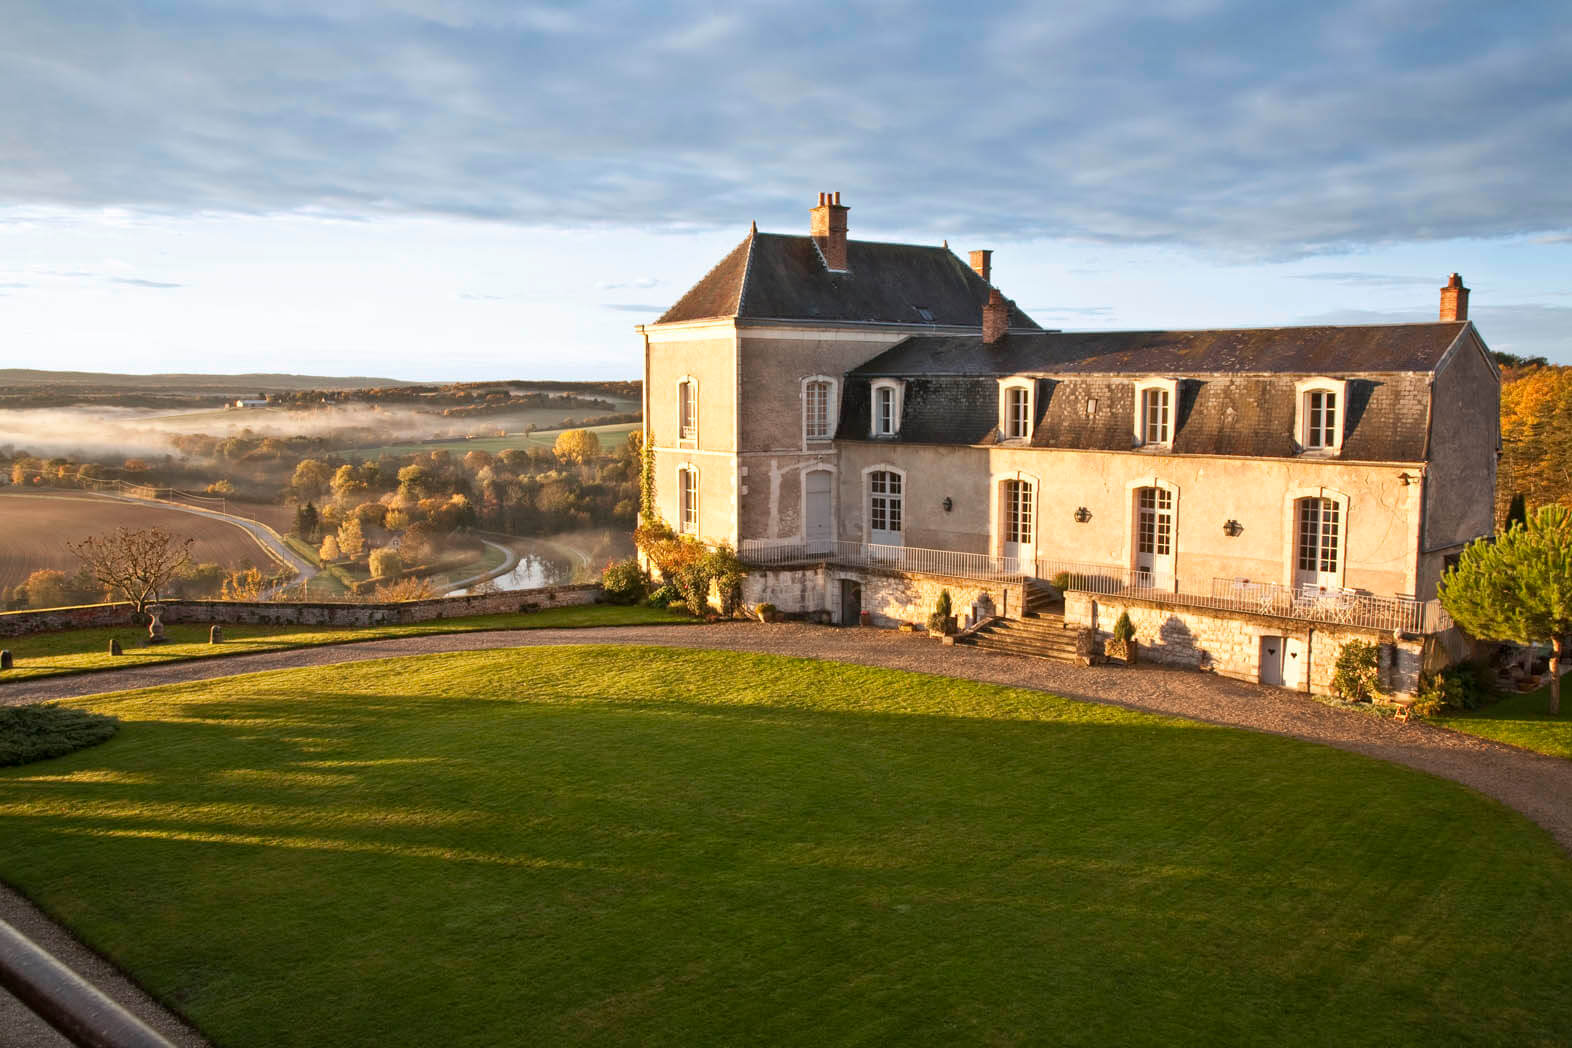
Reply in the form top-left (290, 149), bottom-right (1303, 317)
top-left (755, 602), bottom-right (778, 622)
top-left (372, 576), bottom-right (437, 602)
top-left (21, 569), bottom-right (70, 609)
top-left (601, 558), bottom-right (648, 605)
top-left (1331, 640), bottom-right (1383, 703)
top-left (645, 582), bottom-right (679, 608)
top-left (1112, 612), bottom-right (1136, 644)
top-left (0, 705), bottom-right (119, 767)
top-left (927, 589), bottom-right (953, 633)
top-left (1413, 662), bottom-right (1493, 715)
top-left (1051, 571), bottom-right (1071, 593)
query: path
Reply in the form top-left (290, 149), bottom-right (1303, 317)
top-left (8, 622), bottom-right (1572, 853)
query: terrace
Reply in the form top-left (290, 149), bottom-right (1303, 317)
top-left (741, 541), bottom-right (1452, 635)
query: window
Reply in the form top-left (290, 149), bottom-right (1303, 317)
top-left (1296, 497), bottom-right (1340, 575)
top-left (678, 466), bottom-right (698, 534)
top-left (1003, 479), bottom-right (1033, 546)
top-left (869, 469), bottom-right (903, 540)
top-left (1142, 388), bottom-right (1170, 444)
top-left (1137, 487), bottom-right (1173, 557)
top-left (870, 380), bottom-right (903, 437)
top-left (678, 379), bottom-right (697, 441)
top-left (998, 379), bottom-right (1033, 440)
top-left (1133, 378), bottom-right (1178, 447)
top-left (1295, 378), bottom-right (1347, 453)
top-left (804, 378), bottom-right (834, 441)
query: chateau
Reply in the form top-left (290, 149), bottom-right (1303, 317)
top-left (638, 194), bottom-right (1497, 695)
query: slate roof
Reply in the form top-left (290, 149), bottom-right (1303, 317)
top-left (838, 322), bottom-right (1477, 462)
top-left (656, 230), bottom-right (1040, 329)
top-left (850, 323), bottom-right (1470, 377)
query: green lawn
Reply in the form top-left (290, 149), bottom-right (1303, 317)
top-left (0, 604), bottom-right (693, 684)
top-left (1434, 671), bottom-right (1572, 759)
top-left (2, 647), bottom-right (1570, 1046)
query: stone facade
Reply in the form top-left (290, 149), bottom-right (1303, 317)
top-left (0, 584), bottom-right (601, 638)
top-left (1063, 591), bottom-right (1427, 698)
top-left (744, 565), bottom-right (1019, 628)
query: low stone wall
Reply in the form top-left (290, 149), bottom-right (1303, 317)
top-left (0, 584), bottom-right (601, 637)
top-left (744, 565), bottom-right (1021, 628)
top-left (1063, 592), bottom-right (1428, 698)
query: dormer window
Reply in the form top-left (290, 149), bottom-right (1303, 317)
top-left (1132, 378), bottom-right (1178, 448)
top-left (870, 379), bottom-right (903, 437)
top-left (1294, 378), bottom-right (1348, 454)
top-left (997, 378), bottom-right (1035, 441)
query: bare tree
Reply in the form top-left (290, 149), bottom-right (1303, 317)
top-left (68, 527), bottom-right (194, 620)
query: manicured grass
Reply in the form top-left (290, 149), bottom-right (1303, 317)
top-left (0, 705), bottom-right (118, 766)
top-left (1434, 671), bottom-right (1572, 759)
top-left (2, 647), bottom-right (1570, 1046)
top-left (0, 604), bottom-right (693, 684)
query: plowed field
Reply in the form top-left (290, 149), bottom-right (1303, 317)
top-left (0, 492), bottom-right (272, 591)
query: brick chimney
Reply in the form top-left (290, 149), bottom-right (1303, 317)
top-left (1439, 273), bottom-right (1469, 322)
top-left (983, 288), bottom-right (1011, 344)
top-left (969, 249), bottom-right (992, 284)
top-left (809, 191), bottom-right (849, 271)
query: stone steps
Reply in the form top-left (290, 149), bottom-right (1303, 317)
top-left (966, 614), bottom-right (1080, 663)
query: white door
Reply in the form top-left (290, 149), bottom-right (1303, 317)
top-left (1295, 498), bottom-right (1341, 591)
top-left (1283, 636), bottom-right (1306, 689)
top-left (1259, 636), bottom-right (1285, 686)
top-left (868, 470), bottom-right (903, 548)
top-left (804, 470), bottom-right (832, 548)
top-left (1134, 487), bottom-right (1174, 587)
top-left (1002, 478), bottom-right (1034, 572)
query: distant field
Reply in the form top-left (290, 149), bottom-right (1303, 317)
top-left (347, 421), bottom-right (640, 460)
top-left (0, 492), bottom-right (274, 591)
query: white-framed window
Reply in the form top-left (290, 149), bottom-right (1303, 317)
top-left (1296, 497), bottom-right (1340, 581)
top-left (870, 379), bottom-right (904, 437)
top-left (1132, 378), bottom-right (1178, 447)
top-left (1126, 477), bottom-right (1179, 588)
top-left (1294, 378), bottom-right (1347, 453)
top-left (678, 465), bottom-right (698, 534)
top-left (998, 378), bottom-right (1034, 440)
top-left (866, 467), bottom-right (904, 544)
top-left (1137, 487), bottom-right (1174, 558)
top-left (802, 376), bottom-right (837, 443)
top-left (677, 377), bottom-right (698, 442)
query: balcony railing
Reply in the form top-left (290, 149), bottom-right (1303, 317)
top-left (1038, 557), bottom-right (1452, 635)
top-left (742, 540), bottom-right (1028, 581)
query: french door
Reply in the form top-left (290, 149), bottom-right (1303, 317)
top-left (1134, 487), bottom-right (1174, 586)
top-left (1002, 478), bottom-right (1034, 572)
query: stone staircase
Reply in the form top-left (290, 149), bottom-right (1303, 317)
top-left (964, 580), bottom-right (1081, 663)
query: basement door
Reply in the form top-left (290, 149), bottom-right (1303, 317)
top-left (1259, 636), bottom-right (1285, 687)
top-left (804, 469), bottom-right (833, 547)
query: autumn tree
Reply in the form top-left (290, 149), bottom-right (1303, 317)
top-left (553, 428), bottom-right (600, 465)
top-left (330, 463), bottom-right (366, 500)
top-left (368, 547), bottom-right (402, 579)
top-left (68, 527), bottom-right (194, 620)
top-left (291, 458), bottom-right (332, 500)
top-left (21, 569), bottom-right (71, 609)
top-left (1441, 505), bottom-right (1572, 713)
top-left (221, 567), bottom-right (268, 601)
top-left (1497, 366), bottom-right (1572, 525)
top-left (319, 534), bottom-right (341, 561)
top-left (337, 517), bottom-right (366, 560)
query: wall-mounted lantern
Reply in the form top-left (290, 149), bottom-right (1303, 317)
top-left (942, 497), bottom-right (953, 512)
top-left (1073, 506), bottom-right (1092, 523)
top-left (1397, 472), bottom-right (1414, 486)
top-left (1223, 519), bottom-right (1243, 537)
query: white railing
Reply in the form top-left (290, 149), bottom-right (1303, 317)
top-left (1038, 557), bottom-right (1452, 635)
top-left (742, 540), bottom-right (1028, 581)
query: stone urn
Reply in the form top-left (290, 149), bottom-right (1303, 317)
top-left (146, 605), bottom-right (167, 645)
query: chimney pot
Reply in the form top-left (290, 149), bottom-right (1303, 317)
top-left (969, 249), bottom-right (993, 285)
top-left (983, 288), bottom-right (1010, 344)
top-left (1439, 272), bottom-right (1470, 322)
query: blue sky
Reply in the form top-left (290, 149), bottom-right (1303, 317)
top-left (2, 0), bottom-right (1569, 380)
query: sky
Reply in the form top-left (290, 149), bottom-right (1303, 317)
top-left (2, 0), bottom-right (1569, 381)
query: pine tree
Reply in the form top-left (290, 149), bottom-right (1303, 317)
top-left (1440, 505), bottom-right (1572, 714)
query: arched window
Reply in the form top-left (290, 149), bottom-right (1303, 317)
top-left (1133, 378), bottom-right (1178, 447)
top-left (1294, 378), bottom-right (1347, 453)
top-left (803, 376), bottom-right (836, 442)
top-left (998, 378), bottom-right (1035, 440)
top-left (867, 469), bottom-right (903, 545)
top-left (677, 378), bottom-right (698, 441)
top-left (870, 379), bottom-right (903, 437)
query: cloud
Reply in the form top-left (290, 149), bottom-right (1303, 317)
top-left (1297, 302), bottom-right (1572, 361)
top-left (0, 2), bottom-right (1568, 254)
top-left (108, 277), bottom-right (182, 288)
top-left (595, 277), bottom-right (659, 290)
top-left (1291, 272), bottom-right (1438, 288)
top-left (459, 292), bottom-right (505, 301)
top-left (602, 303), bottom-right (666, 313)
top-left (1026, 305), bottom-right (1115, 317)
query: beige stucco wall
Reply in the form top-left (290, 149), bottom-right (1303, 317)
top-left (644, 324), bottom-right (739, 545)
top-left (838, 441), bottom-right (1425, 596)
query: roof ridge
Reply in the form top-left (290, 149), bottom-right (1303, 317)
top-left (736, 226), bottom-right (757, 316)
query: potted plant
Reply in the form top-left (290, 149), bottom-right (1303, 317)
top-left (1106, 611), bottom-right (1137, 665)
top-left (927, 589), bottom-right (957, 637)
top-left (755, 601), bottom-right (780, 623)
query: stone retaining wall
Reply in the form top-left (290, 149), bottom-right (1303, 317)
top-left (744, 566), bottom-right (1021, 628)
top-left (0, 584), bottom-right (601, 637)
top-left (1063, 592), bottom-right (1429, 698)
